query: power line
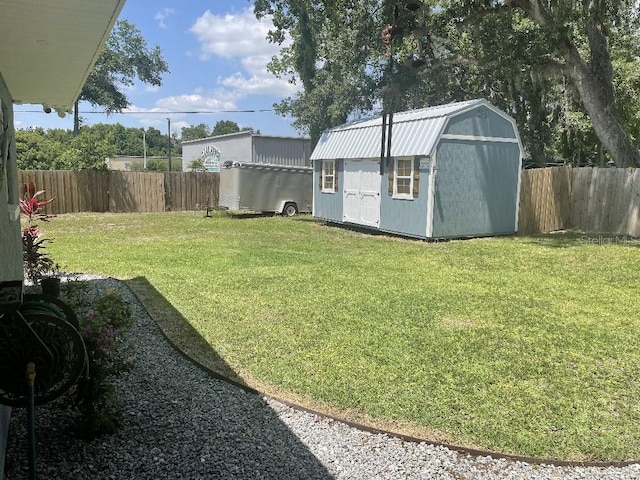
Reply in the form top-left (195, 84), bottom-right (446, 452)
top-left (15, 109), bottom-right (276, 114)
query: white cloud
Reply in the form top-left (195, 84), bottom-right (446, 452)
top-left (218, 73), bottom-right (297, 98)
top-left (170, 120), bottom-right (190, 136)
top-left (122, 105), bottom-right (166, 114)
top-left (123, 90), bottom-right (237, 114)
top-left (155, 92), bottom-right (238, 112)
top-left (154, 8), bottom-right (176, 29)
top-left (241, 54), bottom-right (275, 77)
top-left (189, 8), bottom-right (299, 98)
top-left (190, 8), bottom-right (283, 59)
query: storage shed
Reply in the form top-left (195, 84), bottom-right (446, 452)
top-left (182, 131), bottom-right (311, 172)
top-left (311, 99), bottom-right (523, 239)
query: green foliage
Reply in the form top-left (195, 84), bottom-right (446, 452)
top-left (16, 123), bottom-right (177, 170)
top-left (93, 289), bottom-right (133, 329)
top-left (80, 19), bottom-right (169, 115)
top-left (181, 123), bottom-right (211, 141)
top-left (212, 120), bottom-right (242, 136)
top-left (58, 125), bottom-right (116, 170)
top-left (256, 0), bottom-right (640, 166)
top-left (45, 212), bottom-right (640, 460)
top-left (255, 0), bottom-right (380, 145)
top-left (71, 287), bottom-right (134, 438)
top-left (144, 158), bottom-right (181, 172)
top-left (127, 161), bottom-right (145, 172)
top-left (20, 188), bottom-right (56, 283)
top-left (16, 128), bottom-right (65, 170)
top-left (187, 158), bottom-right (206, 172)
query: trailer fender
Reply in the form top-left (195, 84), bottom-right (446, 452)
top-left (279, 201), bottom-right (298, 216)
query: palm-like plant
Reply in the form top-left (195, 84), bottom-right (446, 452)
top-left (20, 185), bottom-right (56, 284)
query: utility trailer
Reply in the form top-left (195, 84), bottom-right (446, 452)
top-left (219, 162), bottom-right (313, 216)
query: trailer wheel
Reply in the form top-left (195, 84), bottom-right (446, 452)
top-left (283, 202), bottom-right (298, 216)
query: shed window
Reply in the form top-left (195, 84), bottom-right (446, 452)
top-left (395, 158), bottom-right (413, 198)
top-left (321, 160), bottom-right (337, 192)
top-left (389, 157), bottom-right (420, 199)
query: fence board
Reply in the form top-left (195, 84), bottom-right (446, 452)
top-left (625, 169), bottom-right (640, 237)
top-left (569, 167), bottom-right (589, 229)
top-left (112, 171), bottom-right (165, 213)
top-left (19, 170), bottom-right (218, 214)
top-left (518, 167), bottom-right (570, 235)
top-left (164, 171), bottom-right (219, 211)
top-left (18, 168), bottom-right (637, 237)
top-left (567, 167), bottom-right (640, 236)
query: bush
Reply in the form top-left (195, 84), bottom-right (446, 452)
top-left (187, 158), bottom-right (206, 172)
top-left (64, 286), bottom-right (134, 438)
top-left (20, 186), bottom-right (56, 283)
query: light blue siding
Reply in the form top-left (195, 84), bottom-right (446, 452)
top-left (432, 140), bottom-right (520, 238)
top-left (379, 162), bottom-right (430, 238)
top-left (310, 100), bottom-right (522, 239)
top-left (443, 106), bottom-right (516, 139)
top-left (313, 160), bottom-right (343, 222)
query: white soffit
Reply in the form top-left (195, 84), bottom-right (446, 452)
top-left (0, 0), bottom-right (126, 115)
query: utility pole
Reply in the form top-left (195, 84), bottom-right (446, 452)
top-left (167, 118), bottom-right (172, 172)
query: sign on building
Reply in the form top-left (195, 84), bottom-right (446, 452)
top-left (201, 145), bottom-right (221, 172)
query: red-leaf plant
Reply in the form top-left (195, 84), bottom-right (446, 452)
top-left (20, 184), bottom-right (56, 284)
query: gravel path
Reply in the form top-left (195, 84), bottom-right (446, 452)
top-left (4, 276), bottom-right (640, 479)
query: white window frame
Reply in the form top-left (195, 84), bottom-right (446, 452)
top-left (393, 157), bottom-right (414, 199)
top-left (322, 159), bottom-right (336, 193)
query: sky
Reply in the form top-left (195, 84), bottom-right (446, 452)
top-left (13, 0), bottom-right (301, 138)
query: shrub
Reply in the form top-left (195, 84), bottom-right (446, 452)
top-left (20, 184), bottom-right (56, 284)
top-left (69, 287), bottom-right (134, 438)
top-left (187, 158), bottom-right (206, 172)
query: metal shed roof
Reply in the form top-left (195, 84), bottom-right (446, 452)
top-left (181, 130), bottom-right (310, 145)
top-left (310, 99), bottom-right (512, 160)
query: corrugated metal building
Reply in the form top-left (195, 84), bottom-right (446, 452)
top-left (311, 99), bottom-right (523, 239)
top-left (181, 131), bottom-right (311, 172)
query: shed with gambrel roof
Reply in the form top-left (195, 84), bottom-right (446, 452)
top-left (310, 99), bottom-right (523, 239)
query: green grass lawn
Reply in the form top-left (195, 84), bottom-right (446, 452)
top-left (44, 211), bottom-right (640, 461)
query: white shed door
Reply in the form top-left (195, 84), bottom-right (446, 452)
top-left (343, 159), bottom-right (381, 227)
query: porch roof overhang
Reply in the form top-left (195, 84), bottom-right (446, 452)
top-left (0, 0), bottom-right (126, 116)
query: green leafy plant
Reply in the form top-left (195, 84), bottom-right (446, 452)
top-left (187, 158), bottom-right (206, 172)
top-left (73, 288), bottom-right (134, 438)
top-left (20, 185), bottom-right (56, 284)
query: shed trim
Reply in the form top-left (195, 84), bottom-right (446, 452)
top-left (310, 99), bottom-right (524, 161)
top-left (440, 134), bottom-right (520, 144)
top-left (426, 153), bottom-right (436, 238)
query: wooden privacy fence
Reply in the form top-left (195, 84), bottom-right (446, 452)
top-left (518, 166), bottom-right (640, 237)
top-left (19, 167), bottom-right (639, 237)
top-left (518, 167), bottom-right (571, 235)
top-left (18, 170), bottom-right (219, 214)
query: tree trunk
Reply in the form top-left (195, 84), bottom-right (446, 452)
top-left (563, 52), bottom-right (640, 168)
top-left (516, 0), bottom-right (640, 167)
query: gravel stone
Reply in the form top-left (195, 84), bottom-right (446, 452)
top-left (4, 275), bottom-right (640, 479)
